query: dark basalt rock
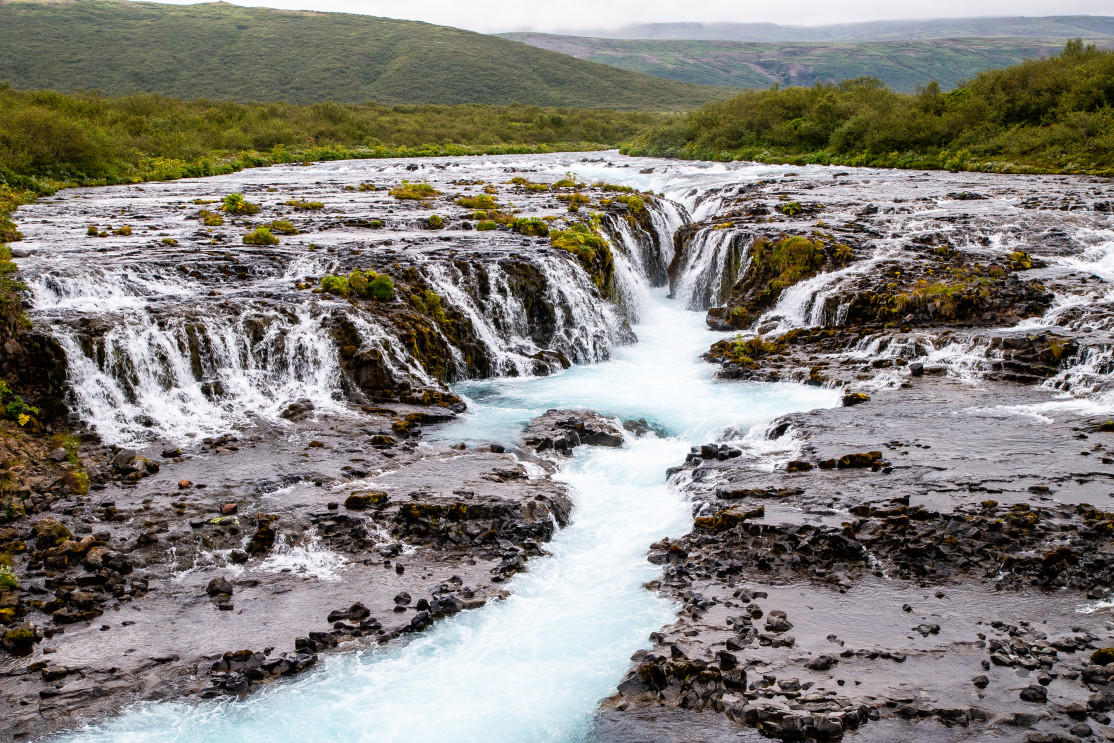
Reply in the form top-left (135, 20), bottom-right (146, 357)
top-left (522, 409), bottom-right (624, 455)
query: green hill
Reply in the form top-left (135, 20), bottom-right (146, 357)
top-left (501, 34), bottom-right (1110, 93)
top-left (0, 0), bottom-right (728, 110)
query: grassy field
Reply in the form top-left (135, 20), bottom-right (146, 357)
top-left (0, 0), bottom-right (728, 110)
top-left (502, 34), bottom-right (1106, 93)
top-left (623, 41), bottom-right (1114, 176)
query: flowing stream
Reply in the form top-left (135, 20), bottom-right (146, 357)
top-left (27, 151), bottom-right (1112, 742)
top-left (56, 291), bottom-right (836, 743)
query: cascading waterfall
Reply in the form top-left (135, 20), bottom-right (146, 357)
top-left (24, 152), bottom-right (1114, 743)
top-left (53, 307), bottom-right (350, 444)
top-left (56, 291), bottom-right (839, 743)
top-left (670, 228), bottom-right (747, 310)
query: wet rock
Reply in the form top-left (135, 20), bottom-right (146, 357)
top-left (206, 577), bottom-right (233, 597)
top-left (765, 611), bottom-right (793, 633)
top-left (522, 410), bottom-right (623, 454)
top-left (1020, 684), bottom-right (1049, 703)
top-left (344, 492), bottom-right (388, 510)
top-left (805, 655), bottom-right (837, 672)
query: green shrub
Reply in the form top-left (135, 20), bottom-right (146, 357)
top-left (428, 214), bottom-right (443, 229)
top-left (550, 222), bottom-right (609, 260)
top-left (113, 225), bottom-right (132, 235)
top-left (512, 217), bottom-right (549, 237)
top-left (780, 201), bottom-right (802, 216)
top-left (284, 199), bottom-right (324, 210)
top-left (321, 271), bottom-right (393, 300)
top-left (348, 270), bottom-right (368, 295)
top-left (198, 209), bottom-right (224, 226)
top-left (389, 181), bottom-right (440, 200)
top-left (0, 380), bottom-right (39, 424)
top-left (456, 194), bottom-right (497, 209)
top-left (369, 219), bottom-right (384, 228)
top-left (368, 274), bottom-right (394, 300)
top-left (624, 41), bottom-right (1114, 176)
top-left (357, 183), bottom-right (379, 192)
top-left (242, 227), bottom-right (279, 245)
top-left (86, 224), bottom-right (99, 236)
top-left (0, 564), bottom-right (17, 591)
top-left (476, 220), bottom-right (497, 231)
top-left (269, 219), bottom-right (298, 234)
top-left (593, 182), bottom-right (635, 193)
top-left (614, 194), bottom-right (646, 215)
top-left (161, 237), bottom-right (178, 245)
top-left (222, 193), bottom-right (260, 215)
top-left (321, 275), bottom-right (349, 296)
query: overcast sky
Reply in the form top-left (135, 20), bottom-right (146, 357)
top-left (148, 0), bottom-right (1112, 33)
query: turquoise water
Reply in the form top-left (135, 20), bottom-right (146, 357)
top-left (59, 293), bottom-right (837, 743)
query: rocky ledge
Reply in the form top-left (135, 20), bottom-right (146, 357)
top-left (602, 169), bottom-right (1114, 743)
top-left (0, 403), bottom-right (635, 741)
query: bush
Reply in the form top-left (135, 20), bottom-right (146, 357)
top-left (624, 41), bottom-right (1114, 176)
top-left (0, 564), bottom-right (17, 591)
top-left (0, 379), bottom-right (38, 424)
top-left (269, 219), bottom-right (298, 234)
top-left (428, 214), bottom-right (443, 229)
top-left (551, 222), bottom-right (609, 260)
top-left (242, 227), bottom-right (279, 245)
top-left (321, 275), bottom-right (349, 297)
top-left (113, 224), bottom-right (132, 235)
top-left (389, 180), bottom-right (440, 200)
top-left (199, 209), bottom-right (224, 226)
top-left (284, 199), bottom-right (324, 210)
top-left (512, 217), bottom-right (549, 237)
top-left (456, 194), bottom-right (497, 209)
top-left (222, 192), bottom-right (260, 215)
top-left (368, 274), bottom-right (394, 300)
top-left (476, 220), bottom-right (497, 231)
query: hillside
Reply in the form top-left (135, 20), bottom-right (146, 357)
top-left (624, 41), bottom-right (1114, 176)
top-left (500, 35), bottom-right (1106, 93)
top-left (0, 0), bottom-right (727, 110)
top-left (558, 16), bottom-right (1114, 42)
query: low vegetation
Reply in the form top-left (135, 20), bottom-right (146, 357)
top-left (242, 227), bottom-right (278, 245)
top-left (550, 219), bottom-right (614, 292)
top-left (320, 270), bottom-right (395, 300)
top-left (0, 84), bottom-right (662, 194)
top-left (390, 181), bottom-right (441, 201)
top-left (284, 199), bottom-right (324, 211)
top-left (221, 193), bottom-right (260, 215)
top-left (625, 41), bottom-right (1114, 176)
top-left (456, 194), bottom-right (497, 209)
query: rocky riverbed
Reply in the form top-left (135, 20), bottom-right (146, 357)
top-left (598, 164), bottom-right (1114, 742)
top-left (0, 153), bottom-right (1112, 742)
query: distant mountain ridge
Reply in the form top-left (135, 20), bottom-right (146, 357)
top-left (545, 16), bottom-right (1114, 42)
top-left (0, 0), bottom-right (728, 109)
top-left (499, 35), bottom-right (1111, 93)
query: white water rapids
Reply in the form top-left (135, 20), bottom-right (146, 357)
top-left (57, 293), bottom-right (836, 743)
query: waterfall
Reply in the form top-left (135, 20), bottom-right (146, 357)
top-left (670, 228), bottom-right (748, 310)
top-left (21, 159), bottom-right (684, 446)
